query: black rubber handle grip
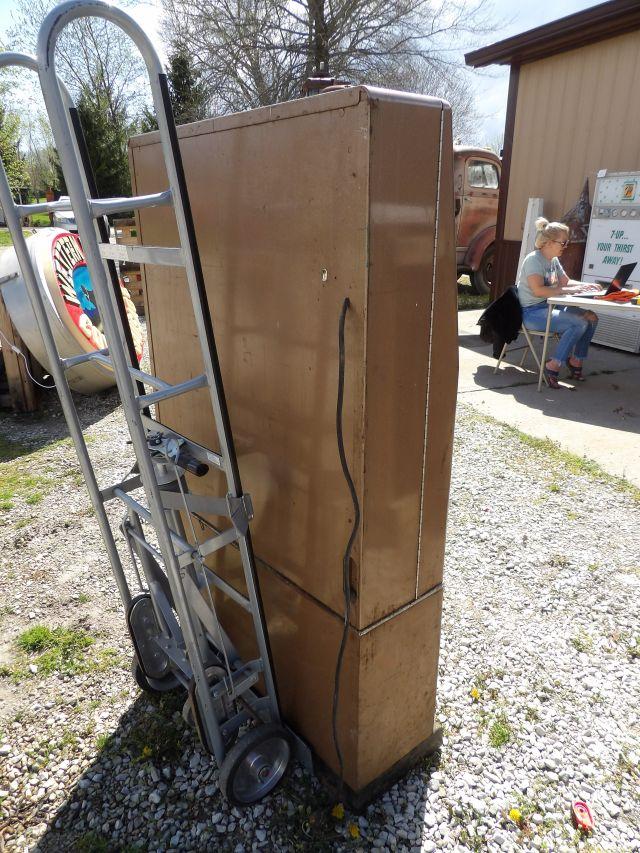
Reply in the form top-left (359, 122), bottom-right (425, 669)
top-left (176, 452), bottom-right (209, 477)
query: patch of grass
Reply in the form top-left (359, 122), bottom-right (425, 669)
top-left (0, 435), bottom-right (29, 462)
top-left (549, 482), bottom-right (562, 493)
top-left (17, 624), bottom-right (60, 653)
top-left (524, 706), bottom-right (540, 723)
top-left (120, 692), bottom-right (190, 765)
top-left (628, 636), bottom-right (640, 660)
top-left (77, 593), bottom-right (91, 604)
top-left (614, 750), bottom-right (640, 795)
top-left (457, 275), bottom-right (490, 312)
top-left (549, 554), bottom-right (570, 568)
top-left (0, 436), bottom-right (55, 510)
top-left (28, 213), bottom-right (51, 227)
top-left (13, 624), bottom-right (94, 677)
top-left (95, 732), bottom-right (112, 751)
top-left (489, 714), bottom-right (512, 748)
top-left (510, 786), bottom-right (553, 835)
top-left (59, 729), bottom-right (79, 750)
top-left (74, 833), bottom-right (109, 853)
top-left (501, 424), bottom-right (640, 503)
top-left (570, 631), bottom-right (593, 654)
top-left (0, 229), bottom-right (32, 248)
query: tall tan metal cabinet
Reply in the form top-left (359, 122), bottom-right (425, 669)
top-left (128, 85), bottom-right (458, 801)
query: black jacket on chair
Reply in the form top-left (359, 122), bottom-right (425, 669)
top-left (478, 286), bottom-right (522, 358)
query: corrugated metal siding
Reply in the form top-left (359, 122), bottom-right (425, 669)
top-left (505, 29), bottom-right (640, 240)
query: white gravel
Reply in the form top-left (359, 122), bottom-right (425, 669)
top-left (0, 391), bottom-right (639, 852)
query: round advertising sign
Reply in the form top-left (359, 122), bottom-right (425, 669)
top-left (50, 231), bottom-right (143, 361)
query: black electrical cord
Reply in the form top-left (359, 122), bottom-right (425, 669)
top-left (332, 297), bottom-right (360, 801)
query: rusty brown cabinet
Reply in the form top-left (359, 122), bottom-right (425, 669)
top-left (454, 146), bottom-right (501, 294)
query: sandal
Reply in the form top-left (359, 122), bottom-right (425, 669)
top-left (544, 364), bottom-right (561, 389)
top-left (567, 359), bottom-right (585, 381)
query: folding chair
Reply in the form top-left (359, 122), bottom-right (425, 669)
top-left (494, 325), bottom-right (560, 387)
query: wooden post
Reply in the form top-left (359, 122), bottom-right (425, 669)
top-left (0, 288), bottom-right (38, 412)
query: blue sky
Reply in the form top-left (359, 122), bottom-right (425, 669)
top-left (470, 0), bottom-right (599, 144)
top-left (0, 0), bottom-right (598, 144)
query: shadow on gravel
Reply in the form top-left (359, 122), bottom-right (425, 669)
top-left (32, 687), bottom-right (216, 852)
top-left (29, 683), bottom-right (444, 852)
top-left (0, 388), bottom-right (122, 454)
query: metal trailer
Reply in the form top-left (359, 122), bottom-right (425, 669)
top-left (0, 0), bottom-right (309, 806)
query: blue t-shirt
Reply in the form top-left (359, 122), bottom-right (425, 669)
top-left (517, 250), bottom-right (566, 307)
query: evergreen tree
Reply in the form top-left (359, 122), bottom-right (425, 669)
top-left (139, 46), bottom-right (209, 132)
top-left (77, 86), bottom-right (132, 198)
top-left (168, 46), bottom-right (209, 125)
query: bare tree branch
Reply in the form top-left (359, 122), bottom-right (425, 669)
top-left (162, 0), bottom-right (497, 126)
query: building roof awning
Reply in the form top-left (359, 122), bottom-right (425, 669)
top-left (465, 0), bottom-right (640, 68)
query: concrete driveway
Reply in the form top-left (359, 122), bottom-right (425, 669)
top-left (458, 308), bottom-right (640, 486)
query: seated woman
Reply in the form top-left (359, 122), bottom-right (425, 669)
top-left (517, 218), bottom-right (600, 388)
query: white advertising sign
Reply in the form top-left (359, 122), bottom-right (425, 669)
top-left (582, 171), bottom-right (640, 287)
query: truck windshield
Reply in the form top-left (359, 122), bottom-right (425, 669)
top-left (467, 161), bottom-right (499, 189)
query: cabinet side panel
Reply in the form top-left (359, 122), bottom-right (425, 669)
top-left (361, 94), bottom-right (444, 624)
top-left (417, 105), bottom-right (458, 597)
top-left (356, 589), bottom-right (442, 789)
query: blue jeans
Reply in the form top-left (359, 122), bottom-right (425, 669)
top-left (522, 303), bottom-right (598, 363)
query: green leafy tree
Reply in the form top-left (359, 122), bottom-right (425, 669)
top-left (140, 45), bottom-right (209, 132)
top-left (0, 104), bottom-right (29, 198)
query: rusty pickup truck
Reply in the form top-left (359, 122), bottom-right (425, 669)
top-left (454, 146), bottom-right (500, 294)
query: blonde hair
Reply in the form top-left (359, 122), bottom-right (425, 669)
top-left (534, 217), bottom-right (569, 249)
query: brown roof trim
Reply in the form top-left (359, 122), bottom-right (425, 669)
top-left (465, 0), bottom-right (640, 68)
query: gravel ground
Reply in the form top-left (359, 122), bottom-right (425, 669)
top-left (0, 384), bottom-right (639, 852)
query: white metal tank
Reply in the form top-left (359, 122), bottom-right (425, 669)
top-left (0, 228), bottom-right (143, 393)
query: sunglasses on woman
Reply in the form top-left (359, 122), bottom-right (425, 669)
top-left (551, 239), bottom-right (570, 248)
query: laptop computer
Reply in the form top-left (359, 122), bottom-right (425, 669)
top-left (577, 261), bottom-right (637, 297)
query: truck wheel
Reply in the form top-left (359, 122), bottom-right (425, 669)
top-left (471, 246), bottom-right (494, 295)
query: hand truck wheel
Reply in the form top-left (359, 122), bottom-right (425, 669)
top-left (130, 655), bottom-right (180, 694)
top-left (219, 723), bottom-right (291, 806)
top-left (127, 593), bottom-right (179, 692)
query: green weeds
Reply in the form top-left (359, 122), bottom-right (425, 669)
top-left (74, 833), bottom-right (109, 853)
top-left (457, 276), bottom-right (490, 312)
top-left (0, 624), bottom-right (121, 681)
top-left (0, 436), bottom-right (55, 510)
top-left (489, 714), bottom-right (512, 748)
top-left (570, 631), bottom-right (594, 654)
top-left (501, 425), bottom-right (640, 503)
top-left (120, 691), bottom-right (190, 765)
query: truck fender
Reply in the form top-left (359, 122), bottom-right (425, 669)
top-left (464, 226), bottom-right (496, 271)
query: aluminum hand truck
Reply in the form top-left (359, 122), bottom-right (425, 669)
top-left (0, 0), bottom-right (309, 805)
